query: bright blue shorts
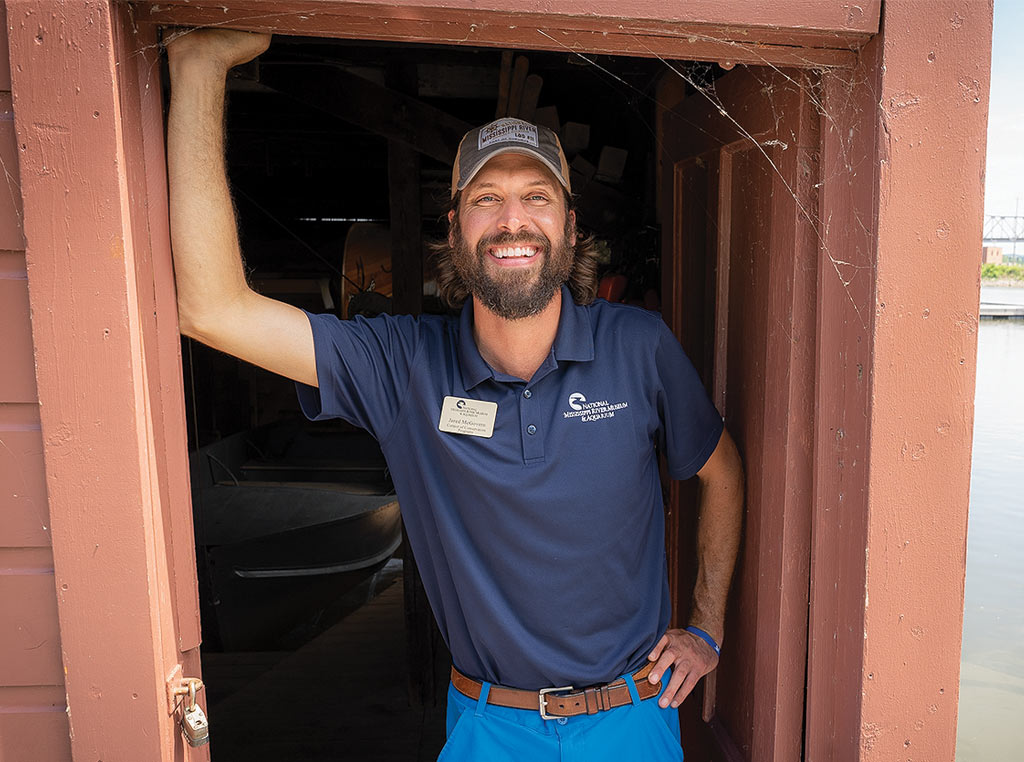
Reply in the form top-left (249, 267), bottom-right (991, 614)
top-left (438, 669), bottom-right (685, 761)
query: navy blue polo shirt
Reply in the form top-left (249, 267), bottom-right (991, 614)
top-left (297, 287), bottom-right (723, 690)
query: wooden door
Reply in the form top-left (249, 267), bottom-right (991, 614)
top-left (658, 66), bottom-right (821, 761)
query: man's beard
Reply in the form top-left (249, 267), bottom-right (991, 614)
top-left (450, 219), bottom-right (575, 320)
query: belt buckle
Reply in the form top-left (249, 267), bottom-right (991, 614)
top-left (538, 684), bottom-right (574, 720)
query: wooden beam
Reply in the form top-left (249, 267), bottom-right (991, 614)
top-left (386, 62), bottom-right (423, 316)
top-left (417, 63), bottom-right (498, 99)
top-left (495, 50), bottom-right (513, 118)
top-left (520, 73), bottom-right (543, 122)
top-left (138, 2), bottom-right (864, 70)
top-left (144, 0), bottom-right (880, 37)
top-left (259, 63), bottom-right (472, 165)
top-left (383, 60), bottom-right (434, 709)
top-left (507, 55), bottom-right (529, 118)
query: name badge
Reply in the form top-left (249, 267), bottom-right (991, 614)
top-left (438, 396), bottom-right (497, 438)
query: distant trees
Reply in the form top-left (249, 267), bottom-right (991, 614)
top-left (981, 263), bottom-right (1024, 282)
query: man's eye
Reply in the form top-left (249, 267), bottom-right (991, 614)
top-left (527, 194), bottom-right (549, 202)
top-left (476, 195), bottom-right (499, 204)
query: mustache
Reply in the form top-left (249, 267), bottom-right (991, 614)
top-left (477, 230), bottom-right (550, 252)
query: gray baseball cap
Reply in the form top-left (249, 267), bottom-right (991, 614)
top-left (451, 118), bottom-right (571, 198)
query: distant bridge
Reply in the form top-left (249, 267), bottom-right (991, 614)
top-left (984, 215), bottom-right (1024, 244)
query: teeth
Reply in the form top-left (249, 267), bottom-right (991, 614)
top-left (493, 247), bottom-right (537, 259)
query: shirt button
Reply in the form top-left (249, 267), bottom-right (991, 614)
top-left (523, 389), bottom-right (532, 399)
top-left (526, 424), bottom-right (537, 435)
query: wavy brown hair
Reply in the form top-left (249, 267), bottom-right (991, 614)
top-left (431, 190), bottom-right (600, 309)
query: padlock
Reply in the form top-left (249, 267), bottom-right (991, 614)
top-left (180, 680), bottom-right (210, 747)
top-left (182, 703), bottom-right (210, 747)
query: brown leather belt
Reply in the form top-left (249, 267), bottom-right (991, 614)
top-left (450, 662), bottom-right (661, 720)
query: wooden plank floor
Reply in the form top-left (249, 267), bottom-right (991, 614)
top-left (201, 574), bottom-right (447, 761)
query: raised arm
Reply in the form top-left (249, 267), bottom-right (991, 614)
top-left (166, 29), bottom-right (318, 387)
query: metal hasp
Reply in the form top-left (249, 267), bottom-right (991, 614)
top-left (171, 676), bottom-right (209, 748)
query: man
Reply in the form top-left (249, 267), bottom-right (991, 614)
top-left (167, 28), bottom-right (743, 760)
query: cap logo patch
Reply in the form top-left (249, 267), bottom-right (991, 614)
top-left (479, 118), bottom-right (539, 150)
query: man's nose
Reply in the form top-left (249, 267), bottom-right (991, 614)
top-left (498, 199), bottom-right (529, 233)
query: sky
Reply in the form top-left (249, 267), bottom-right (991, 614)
top-left (985, 0), bottom-right (1023, 217)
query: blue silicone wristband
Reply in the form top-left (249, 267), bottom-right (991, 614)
top-left (685, 625), bottom-right (721, 655)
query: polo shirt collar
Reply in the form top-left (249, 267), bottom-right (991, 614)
top-left (457, 286), bottom-right (595, 390)
top-left (457, 300), bottom-right (492, 390)
top-left (551, 285), bottom-right (595, 363)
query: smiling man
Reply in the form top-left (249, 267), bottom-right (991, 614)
top-left (167, 28), bottom-right (743, 761)
top-left (447, 140), bottom-right (576, 322)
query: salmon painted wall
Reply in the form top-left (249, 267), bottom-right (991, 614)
top-left (0, 0), bottom-right (72, 757)
top-left (860, 1), bottom-right (991, 759)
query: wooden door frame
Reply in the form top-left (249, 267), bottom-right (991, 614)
top-left (9, 1), bottom-right (206, 760)
top-left (805, 4), bottom-right (991, 759)
top-left (8, 1), bottom-right (988, 760)
top-left (659, 66), bottom-right (820, 761)
top-left (139, 0), bottom-right (877, 69)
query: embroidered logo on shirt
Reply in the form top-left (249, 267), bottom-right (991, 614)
top-left (562, 393), bottom-right (629, 423)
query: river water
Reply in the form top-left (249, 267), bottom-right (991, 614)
top-left (956, 286), bottom-right (1024, 760)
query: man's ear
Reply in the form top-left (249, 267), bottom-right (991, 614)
top-left (568, 209), bottom-right (577, 247)
top-left (447, 208), bottom-right (456, 248)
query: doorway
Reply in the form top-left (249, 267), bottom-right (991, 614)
top-left (170, 35), bottom-right (725, 760)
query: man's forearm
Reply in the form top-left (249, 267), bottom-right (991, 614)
top-left (166, 31), bottom-right (272, 342)
top-left (167, 53), bottom-right (248, 338)
top-left (164, 31), bottom-right (317, 386)
top-left (646, 431), bottom-right (742, 706)
top-left (689, 430), bottom-right (744, 645)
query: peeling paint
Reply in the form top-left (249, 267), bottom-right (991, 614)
top-left (958, 77), bottom-right (982, 103)
top-left (862, 721), bottom-right (884, 751)
top-left (888, 92), bottom-right (921, 116)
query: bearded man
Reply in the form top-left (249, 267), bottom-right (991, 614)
top-left (167, 28), bottom-right (743, 761)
